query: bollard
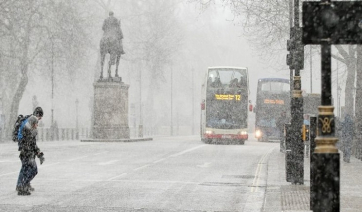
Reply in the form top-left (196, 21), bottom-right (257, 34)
top-left (66, 129), bottom-right (69, 140)
top-left (46, 128), bottom-right (50, 141)
top-left (55, 128), bottom-right (59, 141)
top-left (139, 125), bottom-right (143, 138)
top-left (309, 116), bottom-right (317, 210)
top-left (61, 129), bottom-right (65, 140)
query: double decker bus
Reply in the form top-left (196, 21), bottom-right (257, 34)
top-left (254, 78), bottom-right (290, 142)
top-left (200, 66), bottom-right (249, 144)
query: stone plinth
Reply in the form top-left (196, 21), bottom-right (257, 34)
top-left (93, 78), bottom-right (130, 139)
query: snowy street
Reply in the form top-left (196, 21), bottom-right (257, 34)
top-left (0, 136), bottom-right (274, 211)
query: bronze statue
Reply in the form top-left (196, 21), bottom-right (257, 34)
top-left (100, 11), bottom-right (125, 80)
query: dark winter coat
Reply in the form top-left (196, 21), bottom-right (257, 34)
top-left (19, 116), bottom-right (40, 160)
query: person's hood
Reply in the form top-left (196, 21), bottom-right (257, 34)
top-left (25, 116), bottom-right (38, 130)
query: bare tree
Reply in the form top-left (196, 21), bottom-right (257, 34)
top-left (123, 0), bottom-right (183, 133)
top-left (190, 0), bottom-right (357, 116)
top-left (0, 0), bottom-right (89, 139)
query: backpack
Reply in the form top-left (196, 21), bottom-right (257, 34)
top-left (12, 114), bottom-right (31, 142)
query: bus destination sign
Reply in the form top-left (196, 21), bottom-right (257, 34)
top-left (264, 99), bottom-right (284, 104)
top-left (215, 94), bottom-right (241, 101)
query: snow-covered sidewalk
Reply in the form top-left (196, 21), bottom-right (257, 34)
top-left (264, 147), bottom-right (362, 212)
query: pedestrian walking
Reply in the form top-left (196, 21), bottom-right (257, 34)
top-left (16, 107), bottom-right (45, 195)
top-left (342, 114), bottom-right (354, 163)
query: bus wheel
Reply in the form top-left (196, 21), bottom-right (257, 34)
top-left (239, 140), bottom-right (245, 145)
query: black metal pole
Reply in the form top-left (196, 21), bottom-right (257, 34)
top-left (291, 0), bottom-right (304, 185)
top-left (289, 0), bottom-right (294, 96)
top-left (309, 116), bottom-right (317, 210)
top-left (312, 43), bottom-right (340, 211)
top-left (285, 123), bottom-right (292, 182)
top-left (291, 75), bottom-right (304, 185)
top-left (285, 0), bottom-right (294, 182)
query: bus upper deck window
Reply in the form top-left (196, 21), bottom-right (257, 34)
top-left (212, 77), bottom-right (222, 87)
top-left (207, 77), bottom-right (212, 85)
top-left (229, 78), bottom-right (238, 87)
top-left (239, 77), bottom-right (247, 86)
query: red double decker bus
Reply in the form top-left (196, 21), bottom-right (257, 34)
top-left (200, 67), bottom-right (250, 144)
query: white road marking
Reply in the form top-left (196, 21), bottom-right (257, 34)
top-left (38, 162), bottom-right (61, 168)
top-left (107, 173), bottom-right (127, 181)
top-left (0, 162), bottom-right (61, 178)
top-left (14, 178), bottom-right (199, 184)
top-left (0, 151), bottom-right (114, 179)
top-left (68, 151), bottom-right (108, 162)
top-left (109, 180), bottom-right (199, 184)
top-left (68, 155), bottom-right (89, 162)
top-left (0, 171), bottom-right (19, 177)
top-left (251, 151), bottom-right (270, 192)
top-left (170, 145), bottom-right (206, 157)
top-left (153, 158), bottom-right (166, 164)
top-left (133, 164), bottom-right (150, 171)
top-left (93, 151), bottom-right (108, 156)
top-left (197, 162), bottom-right (211, 168)
top-left (0, 160), bottom-right (18, 163)
top-left (98, 160), bottom-right (118, 165)
top-left (153, 145), bottom-right (206, 164)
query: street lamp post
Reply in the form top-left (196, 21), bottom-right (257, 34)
top-left (139, 67), bottom-right (143, 138)
top-left (51, 40), bottom-right (54, 127)
top-left (171, 66), bottom-right (173, 136)
top-left (192, 68), bottom-right (195, 135)
top-left (353, 86), bottom-right (356, 117)
top-left (0, 97), bottom-right (3, 142)
top-left (337, 86), bottom-right (342, 118)
top-left (75, 99), bottom-right (79, 139)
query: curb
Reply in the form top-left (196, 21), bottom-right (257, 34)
top-left (80, 138), bottom-right (153, 142)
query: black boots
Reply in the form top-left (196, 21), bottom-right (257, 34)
top-left (17, 186), bottom-right (31, 196)
top-left (16, 184), bottom-right (34, 195)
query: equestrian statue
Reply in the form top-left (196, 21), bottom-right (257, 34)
top-left (100, 11), bottom-right (125, 80)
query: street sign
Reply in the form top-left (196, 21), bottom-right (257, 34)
top-left (303, 2), bottom-right (362, 44)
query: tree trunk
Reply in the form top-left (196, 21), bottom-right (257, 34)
top-left (344, 58), bottom-right (356, 117)
top-left (5, 64), bottom-right (29, 141)
top-left (355, 45), bottom-right (362, 158)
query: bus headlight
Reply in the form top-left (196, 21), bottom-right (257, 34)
top-left (239, 131), bottom-right (248, 135)
top-left (205, 130), bottom-right (214, 134)
top-left (255, 130), bottom-right (262, 138)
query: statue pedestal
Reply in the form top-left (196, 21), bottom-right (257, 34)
top-left (92, 78), bottom-right (130, 139)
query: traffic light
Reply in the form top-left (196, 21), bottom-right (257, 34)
top-left (287, 38), bottom-right (295, 51)
top-left (287, 37), bottom-right (294, 68)
top-left (293, 27), bottom-right (305, 70)
top-left (286, 53), bottom-right (293, 68)
top-left (302, 124), bottom-right (310, 141)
